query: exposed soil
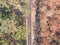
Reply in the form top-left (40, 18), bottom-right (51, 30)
top-left (38, 0), bottom-right (60, 45)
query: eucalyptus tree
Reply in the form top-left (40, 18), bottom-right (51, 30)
top-left (0, 0), bottom-right (29, 45)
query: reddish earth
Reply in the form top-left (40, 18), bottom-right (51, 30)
top-left (39, 0), bottom-right (60, 45)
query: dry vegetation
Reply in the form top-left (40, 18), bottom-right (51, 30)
top-left (39, 0), bottom-right (60, 45)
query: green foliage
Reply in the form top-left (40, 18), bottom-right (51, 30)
top-left (0, 0), bottom-right (29, 45)
top-left (0, 0), bottom-right (30, 17)
top-left (0, 17), bottom-right (28, 45)
top-left (21, 0), bottom-right (30, 17)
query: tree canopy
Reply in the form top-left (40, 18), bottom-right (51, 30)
top-left (0, 0), bottom-right (29, 45)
